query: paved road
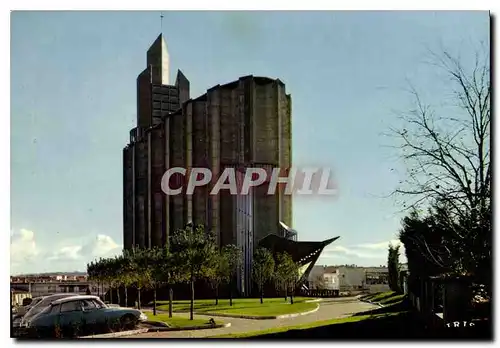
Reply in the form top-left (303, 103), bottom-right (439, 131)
top-left (128, 298), bottom-right (378, 338)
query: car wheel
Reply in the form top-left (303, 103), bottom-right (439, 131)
top-left (120, 315), bottom-right (136, 331)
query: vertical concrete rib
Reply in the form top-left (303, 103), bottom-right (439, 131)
top-left (147, 131), bottom-right (152, 248)
top-left (185, 102), bottom-right (193, 223)
top-left (164, 117), bottom-right (170, 248)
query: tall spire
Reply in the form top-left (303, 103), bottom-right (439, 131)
top-left (147, 33), bottom-right (170, 85)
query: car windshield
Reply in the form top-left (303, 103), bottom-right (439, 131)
top-left (40, 305), bottom-right (53, 315)
top-left (94, 298), bottom-right (107, 309)
top-left (30, 298), bottom-right (43, 307)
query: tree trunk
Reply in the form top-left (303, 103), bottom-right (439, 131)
top-left (137, 288), bottom-right (141, 310)
top-left (168, 287), bottom-right (173, 318)
top-left (117, 286), bottom-right (121, 306)
top-left (109, 283), bottom-right (113, 304)
top-left (229, 279), bottom-right (233, 306)
top-left (290, 290), bottom-right (294, 304)
top-left (215, 285), bottom-right (219, 305)
top-left (97, 282), bottom-right (100, 296)
top-left (153, 285), bottom-right (157, 316)
top-left (285, 287), bottom-right (288, 301)
top-left (260, 284), bottom-right (264, 304)
top-left (125, 287), bottom-right (128, 307)
top-left (190, 279), bottom-right (194, 321)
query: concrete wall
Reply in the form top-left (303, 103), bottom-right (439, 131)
top-left (323, 272), bottom-right (340, 290)
top-left (123, 146), bottom-right (134, 250)
top-left (337, 267), bottom-right (366, 290)
top-left (307, 267), bottom-right (340, 290)
top-left (123, 76), bottom-right (292, 294)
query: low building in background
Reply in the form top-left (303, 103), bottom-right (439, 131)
top-left (337, 266), bottom-right (367, 291)
top-left (307, 266), bottom-right (340, 290)
top-left (309, 265), bottom-right (393, 294)
top-left (10, 281), bottom-right (100, 298)
top-left (10, 273), bottom-right (103, 298)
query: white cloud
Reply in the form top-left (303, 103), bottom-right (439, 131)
top-left (47, 246), bottom-right (82, 261)
top-left (11, 229), bottom-right (39, 264)
top-left (319, 238), bottom-right (407, 266)
top-left (356, 239), bottom-right (402, 250)
top-left (322, 245), bottom-right (383, 259)
top-left (82, 234), bottom-right (120, 260)
top-left (11, 229), bottom-right (121, 275)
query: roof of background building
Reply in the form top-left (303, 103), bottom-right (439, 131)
top-left (324, 266), bottom-right (338, 274)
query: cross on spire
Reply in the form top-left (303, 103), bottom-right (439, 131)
top-left (160, 12), bottom-right (164, 33)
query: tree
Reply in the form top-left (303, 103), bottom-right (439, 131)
top-left (170, 225), bottom-right (218, 320)
top-left (87, 258), bottom-right (106, 299)
top-left (86, 260), bottom-right (97, 294)
top-left (390, 45), bottom-right (491, 289)
top-left (274, 252), bottom-right (299, 303)
top-left (284, 256), bottom-right (300, 304)
top-left (87, 257), bottom-right (115, 302)
top-left (120, 249), bottom-right (136, 308)
top-left (252, 247), bottom-right (275, 304)
top-left (207, 248), bottom-right (230, 305)
top-left (158, 246), bottom-right (186, 318)
top-left (109, 256), bottom-right (122, 305)
top-left (130, 248), bottom-right (154, 310)
top-left (222, 244), bottom-right (242, 306)
top-left (387, 243), bottom-right (401, 293)
top-left (147, 247), bottom-right (165, 316)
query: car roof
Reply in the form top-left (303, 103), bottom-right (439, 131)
top-left (43, 293), bottom-right (79, 300)
top-left (51, 295), bottom-right (101, 305)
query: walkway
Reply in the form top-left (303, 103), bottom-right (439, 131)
top-left (128, 297), bottom-right (378, 338)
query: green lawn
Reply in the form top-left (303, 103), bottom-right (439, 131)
top-left (154, 297), bottom-right (317, 317)
top-left (144, 311), bottom-right (221, 328)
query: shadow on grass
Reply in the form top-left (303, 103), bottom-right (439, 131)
top-left (237, 298), bottom-right (492, 341)
top-left (370, 292), bottom-right (396, 302)
top-left (244, 311), bottom-right (491, 340)
top-left (355, 298), bottom-right (410, 316)
top-left (380, 295), bottom-right (406, 305)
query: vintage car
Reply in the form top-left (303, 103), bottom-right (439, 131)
top-left (13, 293), bottom-right (80, 328)
top-left (25, 295), bottom-right (148, 337)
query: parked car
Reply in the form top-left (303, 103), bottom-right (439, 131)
top-left (14, 293), bottom-right (80, 328)
top-left (25, 295), bottom-right (148, 338)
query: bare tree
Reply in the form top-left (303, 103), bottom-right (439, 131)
top-left (392, 44), bottom-right (491, 277)
top-left (391, 45), bottom-right (490, 221)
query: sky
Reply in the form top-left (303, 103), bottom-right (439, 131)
top-left (10, 11), bottom-right (489, 274)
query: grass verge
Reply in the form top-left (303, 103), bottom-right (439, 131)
top-left (360, 291), bottom-right (405, 304)
top-left (155, 297), bottom-right (316, 317)
top-left (212, 296), bottom-right (408, 338)
top-left (144, 311), bottom-right (222, 328)
top-left (212, 314), bottom-right (381, 338)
